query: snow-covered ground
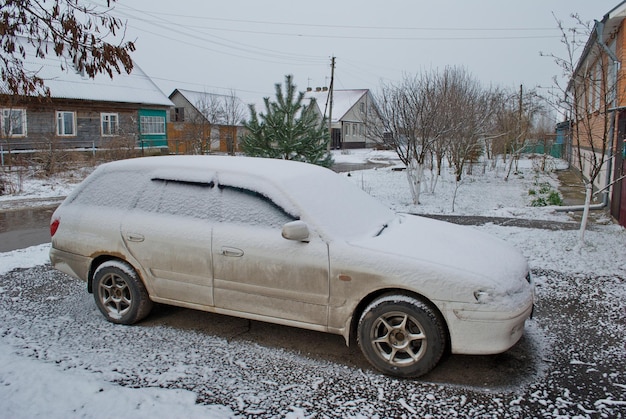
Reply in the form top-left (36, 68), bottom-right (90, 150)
top-left (0, 150), bottom-right (624, 418)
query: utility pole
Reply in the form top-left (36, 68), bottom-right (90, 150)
top-left (328, 56), bottom-right (335, 152)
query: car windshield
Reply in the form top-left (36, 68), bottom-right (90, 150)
top-left (280, 169), bottom-right (395, 241)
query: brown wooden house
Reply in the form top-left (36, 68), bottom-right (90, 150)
top-left (168, 89), bottom-right (247, 154)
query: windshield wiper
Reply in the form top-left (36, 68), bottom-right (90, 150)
top-left (375, 224), bottom-right (388, 237)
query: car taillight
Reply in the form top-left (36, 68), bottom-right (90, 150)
top-left (50, 219), bottom-right (60, 237)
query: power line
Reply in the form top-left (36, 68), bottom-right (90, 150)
top-left (108, 9), bottom-right (559, 33)
top-left (106, 3), bottom-right (327, 64)
top-left (125, 21), bottom-right (561, 41)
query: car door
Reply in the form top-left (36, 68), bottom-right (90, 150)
top-left (211, 185), bottom-right (330, 326)
top-left (121, 178), bottom-right (216, 307)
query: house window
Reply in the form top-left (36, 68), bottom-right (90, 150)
top-left (594, 62), bottom-right (601, 112)
top-left (174, 107), bottom-right (185, 122)
top-left (56, 111), bottom-right (76, 136)
top-left (101, 113), bottom-right (119, 136)
top-left (1, 109), bottom-right (27, 137)
top-left (352, 123), bottom-right (358, 136)
top-left (140, 115), bottom-right (166, 135)
top-left (360, 102), bottom-right (365, 114)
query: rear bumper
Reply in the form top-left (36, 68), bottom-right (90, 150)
top-left (49, 247), bottom-right (91, 283)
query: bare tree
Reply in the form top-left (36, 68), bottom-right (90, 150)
top-left (220, 89), bottom-right (246, 155)
top-left (373, 67), bottom-right (498, 206)
top-left (443, 68), bottom-right (493, 183)
top-left (185, 94), bottom-right (218, 154)
top-left (184, 90), bottom-right (246, 155)
top-left (221, 89), bottom-right (246, 126)
top-left (373, 72), bottom-right (448, 204)
top-left (1, 0), bottom-right (135, 96)
top-left (99, 116), bottom-right (139, 162)
top-left (542, 14), bottom-right (618, 244)
top-left (531, 109), bottom-right (559, 172)
top-left (491, 85), bottom-right (544, 181)
top-left (0, 98), bottom-right (20, 169)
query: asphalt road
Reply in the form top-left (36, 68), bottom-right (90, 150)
top-left (0, 206), bottom-right (55, 252)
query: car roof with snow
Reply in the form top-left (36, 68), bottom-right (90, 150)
top-left (94, 155), bottom-right (394, 240)
top-left (101, 155), bottom-right (328, 182)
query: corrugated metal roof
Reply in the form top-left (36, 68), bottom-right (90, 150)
top-left (5, 39), bottom-right (173, 107)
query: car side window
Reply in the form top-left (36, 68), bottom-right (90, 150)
top-left (136, 179), bottom-right (217, 220)
top-left (218, 185), bottom-right (296, 228)
top-left (71, 171), bottom-right (145, 209)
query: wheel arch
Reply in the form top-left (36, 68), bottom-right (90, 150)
top-left (87, 255), bottom-right (141, 294)
top-left (349, 288), bottom-right (451, 351)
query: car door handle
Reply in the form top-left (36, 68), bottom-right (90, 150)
top-left (221, 246), bottom-right (244, 257)
top-left (126, 233), bottom-right (145, 242)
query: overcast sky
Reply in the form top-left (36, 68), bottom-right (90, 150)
top-left (99, 0), bottom-right (620, 103)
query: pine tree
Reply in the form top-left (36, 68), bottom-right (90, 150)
top-left (241, 75), bottom-right (333, 167)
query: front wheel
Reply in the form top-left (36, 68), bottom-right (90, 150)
top-left (92, 260), bottom-right (153, 325)
top-left (357, 294), bottom-right (447, 378)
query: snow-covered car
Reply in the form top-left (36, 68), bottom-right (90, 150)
top-left (49, 155), bottom-right (533, 378)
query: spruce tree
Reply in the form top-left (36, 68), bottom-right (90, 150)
top-left (241, 75), bottom-right (333, 167)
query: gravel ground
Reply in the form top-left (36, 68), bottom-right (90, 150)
top-left (0, 263), bottom-right (624, 418)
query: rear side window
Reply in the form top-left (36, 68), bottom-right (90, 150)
top-left (136, 179), bottom-right (217, 220)
top-left (71, 171), bottom-right (145, 209)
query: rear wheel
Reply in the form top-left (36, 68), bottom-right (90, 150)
top-left (92, 261), bottom-right (152, 325)
top-left (357, 294), bottom-right (446, 378)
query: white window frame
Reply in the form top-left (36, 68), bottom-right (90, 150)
top-left (594, 62), bottom-right (601, 112)
top-left (56, 111), bottom-right (77, 136)
top-left (1, 108), bottom-right (27, 137)
top-left (140, 115), bottom-right (166, 135)
top-left (101, 113), bottom-right (119, 136)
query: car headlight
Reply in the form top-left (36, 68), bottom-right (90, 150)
top-left (473, 290), bottom-right (493, 303)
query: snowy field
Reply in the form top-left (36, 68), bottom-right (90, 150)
top-left (0, 150), bottom-right (625, 418)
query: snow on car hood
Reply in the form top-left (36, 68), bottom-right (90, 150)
top-left (350, 214), bottom-right (529, 291)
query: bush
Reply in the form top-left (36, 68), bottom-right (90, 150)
top-left (529, 183), bottom-right (563, 207)
top-left (548, 191), bottom-right (563, 206)
top-left (531, 197), bottom-right (547, 207)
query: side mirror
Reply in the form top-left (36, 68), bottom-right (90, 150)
top-left (282, 220), bottom-right (310, 242)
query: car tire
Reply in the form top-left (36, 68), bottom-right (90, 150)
top-left (357, 294), bottom-right (447, 378)
top-left (92, 260), bottom-right (153, 325)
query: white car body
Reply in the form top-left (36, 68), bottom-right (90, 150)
top-left (49, 155), bottom-right (534, 375)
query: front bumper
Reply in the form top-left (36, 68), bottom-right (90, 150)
top-left (443, 296), bottom-right (534, 355)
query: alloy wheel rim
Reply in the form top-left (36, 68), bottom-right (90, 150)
top-left (370, 311), bottom-right (427, 366)
top-left (99, 273), bottom-right (132, 320)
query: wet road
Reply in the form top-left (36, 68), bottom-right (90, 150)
top-left (0, 206), bottom-right (55, 252)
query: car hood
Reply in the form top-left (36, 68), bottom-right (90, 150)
top-left (349, 214), bottom-right (529, 291)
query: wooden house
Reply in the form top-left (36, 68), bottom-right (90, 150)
top-left (0, 40), bottom-right (173, 161)
top-left (168, 89), bottom-right (247, 154)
